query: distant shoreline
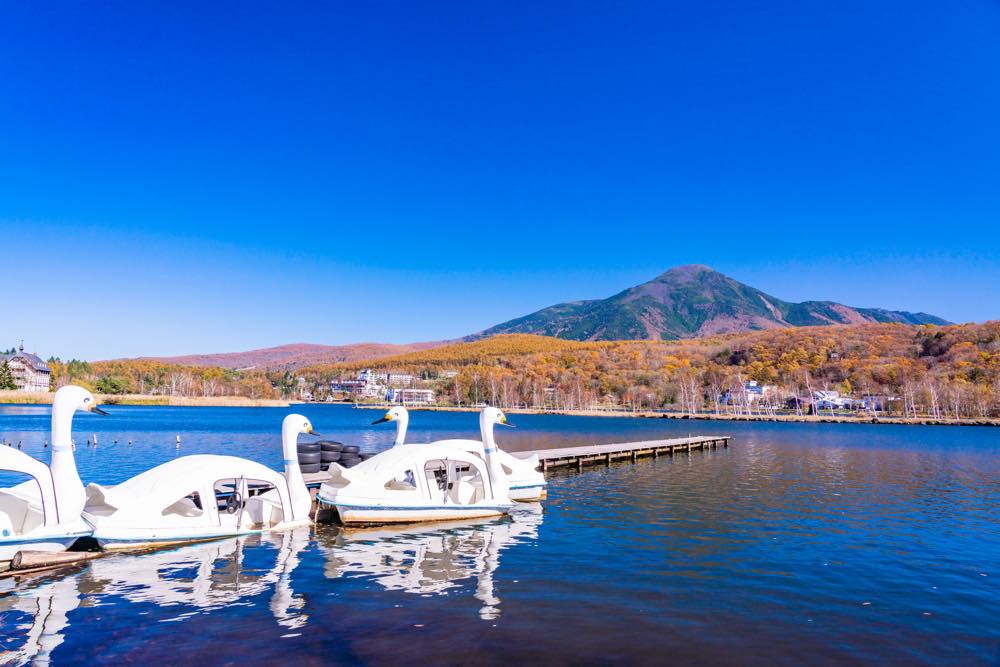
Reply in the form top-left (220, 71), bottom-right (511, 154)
top-left (0, 391), bottom-right (289, 408)
top-left (341, 403), bottom-right (1000, 427)
top-left (3, 391), bottom-right (995, 425)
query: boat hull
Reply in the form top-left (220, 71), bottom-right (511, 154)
top-left (508, 483), bottom-right (547, 502)
top-left (324, 499), bottom-right (513, 526)
top-left (90, 520), bottom-right (311, 551)
top-left (0, 530), bottom-right (92, 564)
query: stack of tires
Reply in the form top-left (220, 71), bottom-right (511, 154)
top-left (297, 440), bottom-right (322, 474)
top-left (317, 441), bottom-right (343, 471)
top-left (339, 445), bottom-right (362, 468)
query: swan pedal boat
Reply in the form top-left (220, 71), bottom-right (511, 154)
top-left (0, 386), bottom-right (103, 564)
top-left (82, 415), bottom-right (317, 550)
top-left (372, 406), bottom-right (547, 502)
top-left (317, 443), bottom-right (515, 525)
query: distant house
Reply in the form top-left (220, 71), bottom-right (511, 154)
top-left (813, 390), bottom-right (863, 411)
top-left (3, 344), bottom-right (51, 392)
top-left (362, 369), bottom-right (414, 388)
top-left (862, 394), bottom-right (898, 412)
top-left (721, 380), bottom-right (777, 406)
top-left (397, 388), bottom-right (435, 405)
top-left (331, 369), bottom-right (387, 400)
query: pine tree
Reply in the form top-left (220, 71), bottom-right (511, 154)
top-left (0, 361), bottom-right (17, 391)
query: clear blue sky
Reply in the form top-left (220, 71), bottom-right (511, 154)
top-left (2, 1), bottom-right (998, 360)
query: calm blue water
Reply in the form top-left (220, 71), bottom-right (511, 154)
top-left (1, 404), bottom-right (999, 665)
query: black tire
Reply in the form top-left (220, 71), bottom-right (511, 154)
top-left (297, 451), bottom-right (322, 464)
top-left (300, 462), bottom-right (322, 474)
top-left (317, 440), bottom-right (344, 452)
top-left (359, 452), bottom-right (376, 460)
top-left (321, 450), bottom-right (341, 462)
top-left (342, 445), bottom-right (360, 454)
top-left (297, 442), bottom-right (320, 453)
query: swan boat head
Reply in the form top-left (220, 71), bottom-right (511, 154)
top-left (372, 406), bottom-right (409, 446)
top-left (0, 385), bottom-right (102, 559)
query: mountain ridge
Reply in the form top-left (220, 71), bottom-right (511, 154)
top-left (122, 341), bottom-right (447, 370)
top-left (469, 265), bottom-right (949, 341)
top-left (106, 265), bottom-right (950, 367)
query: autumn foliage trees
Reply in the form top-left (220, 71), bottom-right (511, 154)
top-left (304, 323), bottom-right (1000, 418)
top-left (46, 358), bottom-right (279, 399)
top-left (39, 322), bottom-right (1000, 419)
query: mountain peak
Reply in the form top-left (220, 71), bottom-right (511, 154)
top-left (473, 266), bottom-right (950, 341)
top-left (652, 264), bottom-right (718, 283)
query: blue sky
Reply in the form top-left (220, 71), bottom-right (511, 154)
top-left (2, 1), bottom-right (998, 360)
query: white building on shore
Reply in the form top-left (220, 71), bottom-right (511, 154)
top-left (3, 344), bottom-right (51, 392)
top-left (396, 388), bottom-right (435, 405)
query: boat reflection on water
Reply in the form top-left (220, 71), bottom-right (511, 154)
top-left (0, 570), bottom-right (79, 665)
top-left (0, 528), bottom-right (311, 665)
top-left (0, 507), bottom-right (543, 663)
top-left (82, 527), bottom-right (311, 627)
top-left (319, 503), bottom-right (543, 620)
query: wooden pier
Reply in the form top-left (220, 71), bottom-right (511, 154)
top-left (302, 435), bottom-right (730, 487)
top-left (528, 435), bottom-right (729, 471)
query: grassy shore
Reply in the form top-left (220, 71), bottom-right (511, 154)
top-left (0, 391), bottom-right (290, 407)
top-left (347, 402), bottom-right (1000, 427)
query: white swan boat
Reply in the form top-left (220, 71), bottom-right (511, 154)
top-left (0, 385), bottom-right (103, 563)
top-left (318, 410), bottom-right (516, 525)
top-left (82, 414), bottom-right (317, 549)
top-left (371, 406), bottom-right (547, 501)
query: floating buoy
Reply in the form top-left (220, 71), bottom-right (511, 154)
top-left (176, 435), bottom-right (181, 449)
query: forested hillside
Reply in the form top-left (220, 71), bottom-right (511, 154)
top-left (44, 321), bottom-right (1000, 419)
top-left (305, 322), bottom-right (1000, 418)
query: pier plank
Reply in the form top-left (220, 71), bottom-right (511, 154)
top-left (526, 435), bottom-right (729, 469)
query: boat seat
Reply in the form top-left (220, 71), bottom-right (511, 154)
top-left (161, 497), bottom-right (203, 518)
top-left (85, 483), bottom-right (120, 510)
top-left (451, 474), bottom-right (481, 505)
top-left (385, 479), bottom-right (417, 492)
top-left (246, 490), bottom-right (283, 527)
top-left (0, 492), bottom-right (34, 534)
top-left (0, 510), bottom-right (17, 538)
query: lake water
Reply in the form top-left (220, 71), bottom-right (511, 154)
top-left (1, 404), bottom-right (999, 665)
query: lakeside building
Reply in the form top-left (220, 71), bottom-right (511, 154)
top-left (361, 369), bottom-right (414, 387)
top-left (812, 390), bottom-right (864, 410)
top-left (331, 369), bottom-right (422, 401)
top-left (720, 380), bottom-right (778, 406)
top-left (331, 377), bottom-right (385, 399)
top-left (395, 388), bottom-right (435, 405)
top-left (2, 344), bottom-right (51, 392)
